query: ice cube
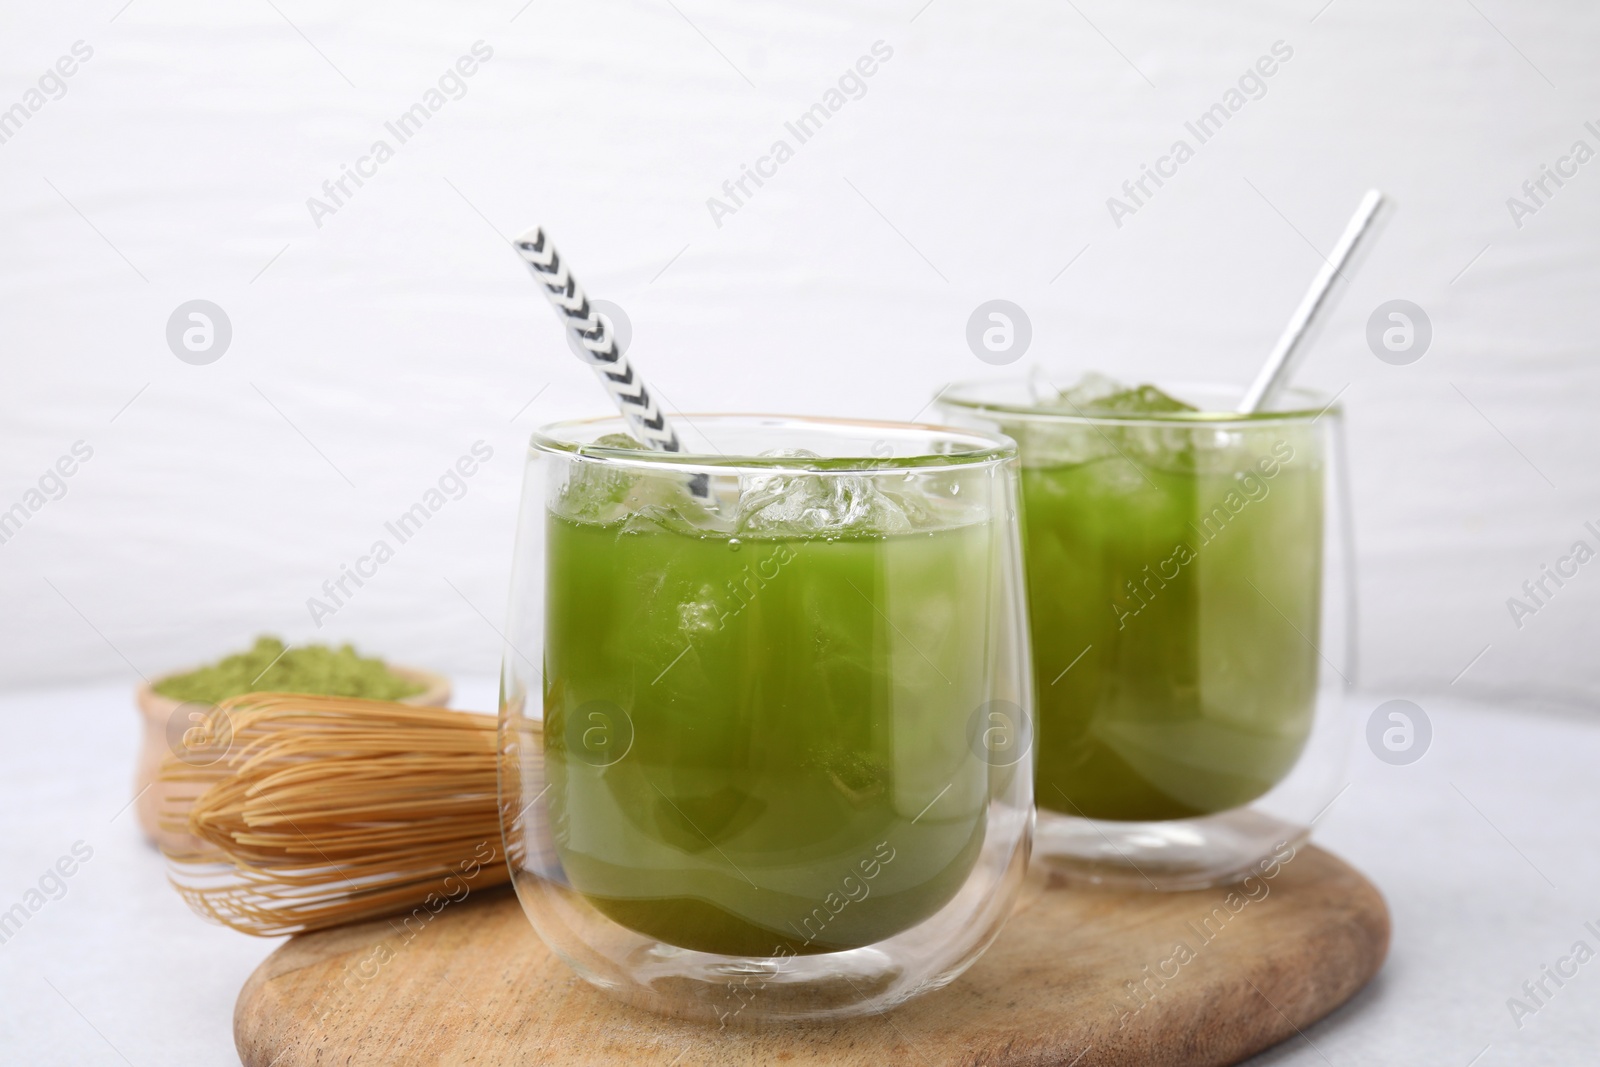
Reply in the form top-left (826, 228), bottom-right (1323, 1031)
top-left (1006, 375), bottom-right (1201, 470)
top-left (677, 583), bottom-right (724, 636)
top-left (555, 433), bottom-right (734, 533)
top-left (1050, 371), bottom-right (1126, 412)
top-left (553, 434), bottom-right (650, 523)
top-left (736, 449), bottom-right (913, 537)
top-left (593, 433), bottom-right (648, 449)
top-left (1084, 383), bottom-right (1197, 415)
top-left (1026, 365), bottom-right (1061, 405)
top-left (1048, 374), bottom-right (1197, 416)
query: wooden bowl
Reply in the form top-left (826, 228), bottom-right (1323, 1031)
top-left (133, 665), bottom-right (451, 854)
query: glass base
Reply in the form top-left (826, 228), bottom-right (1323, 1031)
top-left (1033, 807), bottom-right (1309, 891)
top-left (514, 815), bottom-right (1031, 1025)
top-left (536, 910), bottom-right (999, 1026)
top-left (607, 942), bottom-right (911, 1024)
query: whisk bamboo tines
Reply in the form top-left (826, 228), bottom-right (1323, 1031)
top-left (156, 693), bottom-right (506, 937)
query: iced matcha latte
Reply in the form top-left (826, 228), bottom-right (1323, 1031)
top-left (540, 438), bottom-right (1003, 957)
top-left (943, 377), bottom-right (1327, 824)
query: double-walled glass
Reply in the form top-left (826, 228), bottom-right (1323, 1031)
top-left (498, 415), bottom-right (1033, 1023)
top-left (939, 382), bottom-right (1354, 889)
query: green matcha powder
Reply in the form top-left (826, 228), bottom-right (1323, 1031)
top-left (153, 636), bottom-right (423, 704)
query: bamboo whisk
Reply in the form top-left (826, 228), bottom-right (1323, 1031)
top-left (157, 693), bottom-right (507, 937)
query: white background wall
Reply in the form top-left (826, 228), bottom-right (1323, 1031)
top-left (1, 0), bottom-right (1596, 711)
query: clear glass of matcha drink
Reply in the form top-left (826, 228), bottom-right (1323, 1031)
top-left (938, 376), bottom-right (1353, 889)
top-left (498, 414), bottom-right (1033, 1023)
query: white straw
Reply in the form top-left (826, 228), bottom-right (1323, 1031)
top-left (1238, 189), bottom-right (1389, 414)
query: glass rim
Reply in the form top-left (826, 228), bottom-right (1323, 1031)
top-left (529, 412), bottom-right (1017, 473)
top-left (936, 378), bottom-right (1341, 426)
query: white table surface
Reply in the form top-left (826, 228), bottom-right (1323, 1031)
top-left (1, 680), bottom-right (1596, 1066)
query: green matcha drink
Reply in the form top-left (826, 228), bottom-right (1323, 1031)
top-left (541, 453), bottom-right (996, 957)
top-left (949, 379), bottom-right (1325, 823)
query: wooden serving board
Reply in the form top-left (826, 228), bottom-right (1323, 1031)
top-left (235, 845), bottom-right (1387, 1066)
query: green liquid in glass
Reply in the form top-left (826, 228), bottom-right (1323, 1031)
top-left (1020, 424), bottom-right (1323, 821)
top-left (543, 512), bottom-right (992, 957)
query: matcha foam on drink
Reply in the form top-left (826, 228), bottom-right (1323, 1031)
top-left (1009, 378), bottom-right (1324, 822)
top-left (542, 445), bottom-right (995, 957)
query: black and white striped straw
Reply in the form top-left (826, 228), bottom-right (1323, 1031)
top-left (512, 226), bottom-right (683, 449)
top-left (512, 226), bottom-right (709, 498)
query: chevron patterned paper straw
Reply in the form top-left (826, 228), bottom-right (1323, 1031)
top-left (512, 226), bottom-right (686, 451)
